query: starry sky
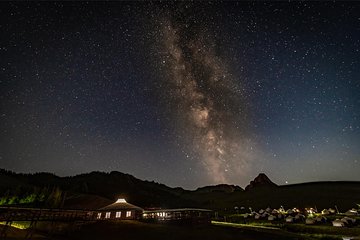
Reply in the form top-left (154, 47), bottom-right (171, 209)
top-left (0, 2), bottom-right (359, 189)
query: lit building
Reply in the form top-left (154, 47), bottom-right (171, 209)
top-left (98, 198), bottom-right (143, 220)
top-left (97, 199), bottom-right (212, 224)
top-left (143, 208), bottom-right (212, 224)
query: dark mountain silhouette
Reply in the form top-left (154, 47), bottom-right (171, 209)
top-left (0, 169), bottom-right (192, 209)
top-left (0, 169), bottom-right (359, 212)
top-left (194, 184), bottom-right (243, 193)
top-left (245, 173), bottom-right (277, 191)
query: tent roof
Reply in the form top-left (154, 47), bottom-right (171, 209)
top-left (99, 199), bottom-right (143, 211)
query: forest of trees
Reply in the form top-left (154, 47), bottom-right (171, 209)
top-left (0, 186), bottom-right (65, 208)
top-left (0, 169), bottom-right (65, 208)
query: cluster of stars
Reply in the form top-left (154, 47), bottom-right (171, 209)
top-left (0, 2), bottom-right (359, 188)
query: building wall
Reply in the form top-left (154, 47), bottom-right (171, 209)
top-left (97, 210), bottom-right (139, 220)
top-left (143, 210), bottom-right (212, 224)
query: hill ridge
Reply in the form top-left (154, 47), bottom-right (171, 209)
top-left (1, 169), bottom-right (359, 211)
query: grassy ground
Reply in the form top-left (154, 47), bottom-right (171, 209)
top-left (284, 224), bottom-right (360, 237)
top-left (0, 224), bottom-right (47, 239)
top-left (214, 220), bottom-right (360, 240)
top-left (2, 219), bottom-right (359, 240)
top-left (63, 220), bottom-right (308, 240)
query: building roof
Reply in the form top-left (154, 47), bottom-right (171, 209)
top-left (99, 198), bottom-right (143, 211)
top-left (144, 208), bottom-right (212, 213)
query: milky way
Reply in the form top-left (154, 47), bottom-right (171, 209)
top-left (160, 19), bottom-right (258, 184)
top-left (1, 2), bottom-right (359, 188)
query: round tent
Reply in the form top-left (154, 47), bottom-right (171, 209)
top-left (97, 198), bottom-right (144, 220)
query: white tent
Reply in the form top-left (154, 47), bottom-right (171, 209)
top-left (305, 218), bottom-right (316, 225)
top-left (271, 209), bottom-right (278, 214)
top-left (328, 208), bottom-right (336, 214)
top-left (285, 216), bottom-right (294, 223)
top-left (345, 209), bottom-right (358, 216)
top-left (315, 216), bottom-right (326, 223)
top-left (332, 219), bottom-right (345, 227)
top-left (321, 209), bottom-right (330, 215)
top-left (342, 217), bottom-right (356, 224)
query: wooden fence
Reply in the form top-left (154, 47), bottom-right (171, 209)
top-left (0, 206), bottom-right (101, 239)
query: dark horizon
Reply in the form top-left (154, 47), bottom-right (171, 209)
top-left (1, 2), bottom-right (359, 189)
top-left (2, 167), bottom-right (360, 192)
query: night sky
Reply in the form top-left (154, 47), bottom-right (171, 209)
top-left (1, 2), bottom-right (359, 189)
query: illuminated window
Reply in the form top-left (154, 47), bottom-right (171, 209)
top-left (157, 212), bottom-right (166, 217)
top-left (116, 211), bottom-right (121, 218)
top-left (105, 212), bottom-right (111, 219)
top-left (97, 213), bottom-right (102, 219)
top-left (126, 211), bottom-right (131, 217)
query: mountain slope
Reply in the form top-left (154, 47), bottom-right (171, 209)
top-left (0, 169), bottom-right (196, 208)
top-left (0, 169), bottom-right (359, 211)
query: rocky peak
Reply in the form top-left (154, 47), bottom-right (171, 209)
top-left (245, 173), bottom-right (277, 191)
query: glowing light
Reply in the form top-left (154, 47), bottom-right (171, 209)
top-left (116, 198), bottom-right (127, 203)
top-left (0, 222), bottom-right (29, 229)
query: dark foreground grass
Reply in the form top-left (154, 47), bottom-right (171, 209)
top-left (63, 220), bottom-right (309, 240)
top-left (213, 221), bottom-right (360, 240)
top-left (3, 220), bottom-right (357, 240)
top-left (0, 224), bottom-right (47, 239)
top-left (284, 224), bottom-right (360, 237)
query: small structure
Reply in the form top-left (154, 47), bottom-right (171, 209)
top-left (315, 216), bottom-right (327, 223)
top-left (272, 209), bottom-right (279, 214)
top-left (292, 208), bottom-right (300, 213)
top-left (328, 208), bottom-right (336, 214)
top-left (98, 198), bottom-right (143, 220)
top-left (143, 208), bottom-right (212, 224)
top-left (332, 219), bottom-right (345, 227)
top-left (342, 237), bottom-right (360, 240)
top-left (268, 215), bottom-right (276, 221)
top-left (341, 217), bottom-right (356, 225)
top-left (305, 208), bottom-right (317, 215)
top-left (345, 209), bottom-right (358, 216)
top-left (287, 209), bottom-right (294, 215)
top-left (305, 218), bottom-right (316, 225)
top-left (285, 216), bottom-right (294, 223)
top-left (321, 209), bottom-right (330, 215)
top-left (294, 214), bottom-right (305, 221)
